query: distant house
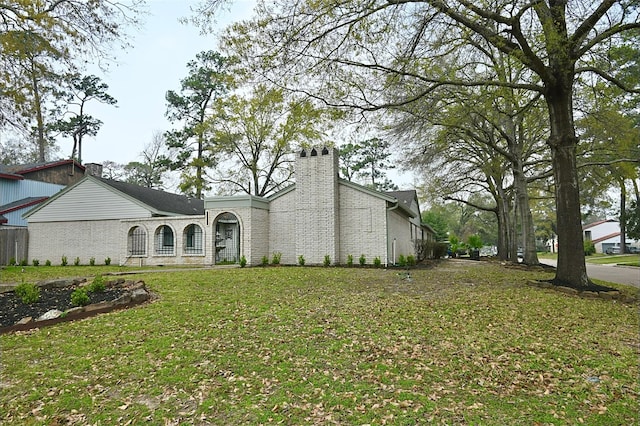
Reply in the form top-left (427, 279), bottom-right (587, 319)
top-left (583, 219), bottom-right (639, 253)
top-left (25, 148), bottom-right (435, 266)
top-left (0, 160), bottom-right (102, 264)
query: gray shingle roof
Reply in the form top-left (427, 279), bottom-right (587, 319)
top-left (0, 197), bottom-right (49, 214)
top-left (97, 177), bottom-right (204, 216)
top-left (385, 190), bottom-right (417, 207)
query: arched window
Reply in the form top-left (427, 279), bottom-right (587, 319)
top-left (128, 226), bottom-right (146, 256)
top-left (184, 224), bottom-right (203, 254)
top-left (155, 225), bottom-right (175, 255)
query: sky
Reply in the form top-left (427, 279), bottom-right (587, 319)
top-left (80, 0), bottom-right (256, 166)
top-left (78, 0), bottom-right (415, 189)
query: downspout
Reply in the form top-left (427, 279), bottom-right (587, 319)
top-left (386, 202), bottom-right (400, 267)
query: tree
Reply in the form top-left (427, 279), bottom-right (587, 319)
top-left (0, 1), bottom-right (142, 160)
top-left (421, 209), bottom-right (449, 242)
top-left (123, 132), bottom-right (171, 189)
top-left (339, 137), bottom-right (398, 191)
top-left (163, 50), bottom-right (231, 198)
top-left (201, 0), bottom-right (640, 288)
top-left (51, 75), bottom-right (117, 164)
top-left (209, 84), bottom-right (328, 196)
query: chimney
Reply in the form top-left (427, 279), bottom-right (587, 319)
top-left (84, 163), bottom-right (103, 178)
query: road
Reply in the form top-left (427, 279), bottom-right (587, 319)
top-left (540, 259), bottom-right (640, 288)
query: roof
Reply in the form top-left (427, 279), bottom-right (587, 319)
top-left (385, 190), bottom-right (417, 206)
top-left (96, 177), bottom-right (205, 216)
top-left (583, 219), bottom-right (617, 230)
top-left (591, 232), bottom-right (621, 244)
top-left (0, 197), bottom-right (49, 215)
top-left (4, 159), bottom-right (85, 175)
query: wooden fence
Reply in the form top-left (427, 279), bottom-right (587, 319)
top-left (0, 227), bottom-right (28, 265)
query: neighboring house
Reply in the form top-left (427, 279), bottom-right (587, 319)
top-left (25, 148), bottom-right (435, 266)
top-left (583, 219), bottom-right (639, 253)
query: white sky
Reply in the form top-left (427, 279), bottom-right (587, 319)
top-left (76, 0), bottom-right (414, 189)
top-left (79, 0), bottom-right (256, 166)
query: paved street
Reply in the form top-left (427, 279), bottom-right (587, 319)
top-left (540, 259), bottom-right (640, 288)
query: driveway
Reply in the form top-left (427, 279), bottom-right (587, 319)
top-left (540, 259), bottom-right (640, 289)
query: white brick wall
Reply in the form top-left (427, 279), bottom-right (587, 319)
top-left (338, 185), bottom-right (388, 265)
top-left (269, 191), bottom-right (297, 264)
top-left (28, 220), bottom-right (121, 265)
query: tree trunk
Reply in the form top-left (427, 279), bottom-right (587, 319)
top-left (619, 177), bottom-right (627, 253)
top-left (514, 165), bottom-right (539, 265)
top-left (30, 69), bottom-right (46, 162)
top-left (495, 186), bottom-right (511, 261)
top-left (546, 87), bottom-right (590, 287)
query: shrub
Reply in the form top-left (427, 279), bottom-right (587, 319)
top-left (323, 255), bottom-right (331, 267)
top-left (240, 255), bottom-right (247, 268)
top-left (407, 255), bottom-right (416, 266)
top-left (32, 259), bottom-right (40, 267)
top-left (584, 240), bottom-right (596, 256)
top-left (71, 288), bottom-right (90, 306)
top-left (88, 275), bottom-right (105, 293)
top-left (45, 260), bottom-right (51, 266)
top-left (89, 257), bottom-right (96, 266)
top-left (9, 258), bottom-right (16, 266)
top-left (261, 255), bottom-right (269, 266)
top-left (61, 255), bottom-right (68, 266)
top-left (373, 256), bottom-right (382, 268)
top-left (271, 252), bottom-right (282, 265)
top-left (359, 254), bottom-right (366, 266)
top-left (346, 254), bottom-right (353, 267)
top-left (74, 257), bottom-right (81, 266)
top-left (15, 282), bottom-right (40, 304)
top-left (20, 259), bottom-right (28, 266)
top-left (298, 255), bottom-right (305, 266)
top-left (104, 257), bottom-right (111, 266)
top-left (398, 254), bottom-right (407, 267)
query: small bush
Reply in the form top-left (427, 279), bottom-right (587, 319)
top-left (71, 288), bottom-right (90, 306)
top-left (88, 275), bottom-right (105, 293)
top-left (15, 282), bottom-right (40, 304)
top-left (74, 257), bottom-right (81, 266)
top-left (9, 257), bottom-right (16, 266)
top-left (374, 256), bottom-right (382, 268)
top-left (89, 257), bottom-right (96, 266)
top-left (45, 259), bottom-right (51, 266)
top-left (271, 252), bottom-right (282, 265)
top-left (61, 255), bottom-right (68, 266)
top-left (584, 240), bottom-right (596, 256)
top-left (240, 255), bottom-right (247, 268)
top-left (359, 254), bottom-right (366, 266)
top-left (298, 255), bottom-right (305, 266)
top-left (347, 254), bottom-right (353, 267)
top-left (104, 257), bottom-right (111, 266)
top-left (323, 255), bottom-right (331, 267)
top-left (398, 254), bottom-right (407, 267)
top-left (407, 255), bottom-right (416, 266)
top-left (32, 259), bottom-right (40, 267)
top-left (20, 259), bottom-right (28, 266)
top-left (261, 255), bottom-right (269, 266)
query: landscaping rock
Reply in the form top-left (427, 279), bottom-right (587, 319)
top-left (37, 309), bottom-right (63, 321)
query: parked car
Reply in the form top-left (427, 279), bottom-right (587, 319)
top-left (605, 247), bottom-right (621, 255)
top-left (629, 246), bottom-right (640, 254)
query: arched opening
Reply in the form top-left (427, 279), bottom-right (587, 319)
top-left (184, 224), bottom-right (204, 254)
top-left (127, 226), bottom-right (146, 256)
top-left (154, 225), bottom-right (175, 255)
top-left (214, 212), bottom-right (240, 264)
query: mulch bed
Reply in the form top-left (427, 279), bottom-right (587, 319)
top-left (0, 286), bottom-right (127, 329)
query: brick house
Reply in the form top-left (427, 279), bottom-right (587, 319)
top-left (25, 148), bottom-right (434, 266)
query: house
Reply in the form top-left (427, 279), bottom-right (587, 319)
top-left (583, 219), bottom-right (639, 253)
top-left (25, 148), bottom-right (434, 266)
top-left (0, 160), bottom-right (102, 264)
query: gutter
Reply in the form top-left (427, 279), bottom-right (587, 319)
top-left (386, 201), bottom-right (400, 267)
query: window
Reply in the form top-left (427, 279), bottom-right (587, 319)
top-left (128, 226), bottom-right (146, 256)
top-left (184, 224), bottom-right (203, 254)
top-left (584, 230), bottom-right (592, 240)
top-left (155, 225), bottom-right (175, 255)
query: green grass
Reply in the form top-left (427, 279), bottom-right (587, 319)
top-left (1, 263), bottom-right (638, 425)
top-left (586, 254), bottom-right (640, 267)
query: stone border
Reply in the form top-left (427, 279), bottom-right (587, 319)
top-left (526, 280), bottom-right (638, 304)
top-left (1, 278), bottom-right (152, 334)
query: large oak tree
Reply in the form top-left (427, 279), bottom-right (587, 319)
top-left (196, 0), bottom-right (639, 288)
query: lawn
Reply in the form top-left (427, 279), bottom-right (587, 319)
top-left (1, 261), bottom-right (638, 425)
top-left (586, 254), bottom-right (640, 267)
